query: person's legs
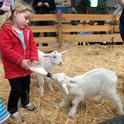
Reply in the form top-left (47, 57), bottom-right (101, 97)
top-left (33, 21), bottom-right (48, 46)
top-left (8, 75), bottom-right (34, 119)
top-left (40, 21), bottom-right (49, 46)
top-left (21, 75), bottom-right (36, 111)
top-left (33, 21), bottom-right (40, 46)
top-left (8, 75), bottom-right (34, 114)
top-left (8, 77), bottom-right (24, 114)
top-left (119, 23), bottom-right (124, 42)
top-left (33, 21), bottom-right (40, 37)
top-left (21, 75), bottom-right (30, 106)
top-left (49, 21), bottom-right (57, 37)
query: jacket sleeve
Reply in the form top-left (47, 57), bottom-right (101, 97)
top-left (28, 28), bottom-right (38, 61)
top-left (0, 31), bottom-right (24, 65)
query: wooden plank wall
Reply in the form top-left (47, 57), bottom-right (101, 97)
top-left (30, 13), bottom-right (122, 50)
top-left (0, 12), bottom-right (122, 50)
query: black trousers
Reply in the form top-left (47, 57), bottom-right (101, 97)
top-left (33, 21), bottom-right (49, 46)
top-left (7, 75), bottom-right (30, 114)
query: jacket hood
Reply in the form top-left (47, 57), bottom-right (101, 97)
top-left (1, 24), bottom-right (29, 32)
top-left (1, 24), bottom-right (12, 31)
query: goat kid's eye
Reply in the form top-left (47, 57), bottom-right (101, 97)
top-left (53, 56), bottom-right (56, 58)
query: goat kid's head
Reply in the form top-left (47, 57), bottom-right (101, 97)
top-left (43, 50), bottom-right (68, 66)
top-left (51, 50), bottom-right (68, 66)
top-left (52, 73), bottom-right (69, 95)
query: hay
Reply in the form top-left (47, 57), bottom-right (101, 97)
top-left (1, 45), bottom-right (124, 124)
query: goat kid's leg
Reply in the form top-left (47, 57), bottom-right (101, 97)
top-left (38, 75), bottom-right (44, 96)
top-left (105, 91), bottom-right (124, 115)
top-left (67, 95), bottom-right (83, 117)
top-left (59, 96), bottom-right (72, 109)
top-left (97, 96), bottom-right (104, 104)
top-left (31, 73), bottom-right (35, 78)
top-left (46, 77), bottom-right (54, 91)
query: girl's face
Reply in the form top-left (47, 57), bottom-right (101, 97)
top-left (13, 10), bottom-right (33, 31)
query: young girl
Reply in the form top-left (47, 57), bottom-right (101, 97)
top-left (0, 97), bottom-right (10, 124)
top-left (0, 1), bottom-right (38, 119)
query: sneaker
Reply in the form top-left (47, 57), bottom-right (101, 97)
top-left (22, 103), bottom-right (36, 111)
top-left (11, 112), bottom-right (22, 119)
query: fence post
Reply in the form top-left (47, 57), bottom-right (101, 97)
top-left (113, 15), bottom-right (116, 33)
top-left (57, 10), bottom-right (62, 48)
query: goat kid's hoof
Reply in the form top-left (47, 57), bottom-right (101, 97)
top-left (96, 100), bottom-right (102, 104)
top-left (67, 112), bottom-right (75, 118)
top-left (50, 88), bottom-right (54, 91)
top-left (40, 92), bottom-right (44, 96)
top-left (59, 103), bottom-right (65, 109)
top-left (118, 111), bottom-right (124, 115)
top-left (40, 94), bottom-right (44, 96)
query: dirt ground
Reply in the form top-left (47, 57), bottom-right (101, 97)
top-left (1, 45), bottom-right (124, 124)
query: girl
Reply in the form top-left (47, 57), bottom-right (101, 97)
top-left (0, 1), bottom-right (38, 119)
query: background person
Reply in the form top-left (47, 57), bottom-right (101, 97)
top-left (70, 6), bottom-right (78, 35)
top-left (113, 0), bottom-right (124, 26)
top-left (119, 0), bottom-right (124, 41)
top-left (0, 0), bottom-right (11, 15)
top-left (113, 0), bottom-right (124, 15)
top-left (32, 0), bottom-right (56, 46)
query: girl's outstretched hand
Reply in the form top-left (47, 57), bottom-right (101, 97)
top-left (20, 59), bottom-right (31, 70)
top-left (31, 60), bottom-right (39, 65)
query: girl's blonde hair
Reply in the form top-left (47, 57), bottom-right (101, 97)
top-left (0, 1), bottom-right (34, 28)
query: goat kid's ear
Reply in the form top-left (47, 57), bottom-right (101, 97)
top-left (62, 84), bottom-right (69, 95)
top-left (61, 50), bottom-right (68, 55)
top-left (43, 54), bottom-right (51, 57)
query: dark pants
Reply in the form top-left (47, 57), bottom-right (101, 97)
top-left (33, 21), bottom-right (49, 46)
top-left (119, 23), bottom-right (124, 42)
top-left (71, 21), bottom-right (78, 35)
top-left (8, 75), bottom-right (30, 114)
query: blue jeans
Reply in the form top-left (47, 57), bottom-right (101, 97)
top-left (119, 23), bottom-right (124, 42)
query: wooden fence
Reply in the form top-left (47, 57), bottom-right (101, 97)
top-left (30, 11), bottom-right (122, 50)
top-left (1, 11), bottom-right (122, 51)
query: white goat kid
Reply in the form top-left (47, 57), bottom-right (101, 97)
top-left (38, 50), bottom-right (67, 96)
top-left (51, 68), bottom-right (124, 117)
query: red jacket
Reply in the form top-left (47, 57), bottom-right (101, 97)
top-left (0, 25), bottom-right (38, 79)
